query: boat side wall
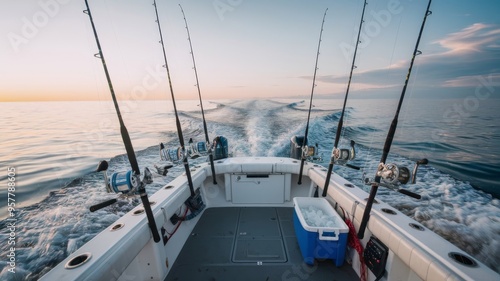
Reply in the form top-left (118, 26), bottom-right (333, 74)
top-left (39, 164), bottom-right (207, 281)
top-left (308, 165), bottom-right (499, 281)
top-left (40, 157), bottom-right (499, 281)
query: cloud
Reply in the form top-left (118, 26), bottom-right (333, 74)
top-left (442, 73), bottom-right (500, 88)
top-left (427, 23), bottom-right (500, 91)
top-left (313, 74), bottom-right (400, 89)
top-left (309, 23), bottom-right (500, 97)
top-left (433, 23), bottom-right (500, 56)
top-left (420, 23), bottom-right (500, 73)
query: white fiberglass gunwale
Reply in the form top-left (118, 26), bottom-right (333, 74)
top-left (40, 157), bottom-right (499, 281)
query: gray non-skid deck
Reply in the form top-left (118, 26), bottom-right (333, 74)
top-left (166, 207), bottom-right (359, 281)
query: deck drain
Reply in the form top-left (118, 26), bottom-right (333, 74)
top-left (133, 209), bottom-right (145, 215)
top-left (409, 223), bottom-right (424, 231)
top-left (448, 252), bottom-right (477, 267)
top-left (65, 253), bottom-right (91, 269)
top-left (381, 208), bottom-right (397, 215)
top-left (344, 183), bottom-right (354, 188)
top-left (110, 223), bottom-right (124, 232)
top-left (164, 185), bottom-right (174, 190)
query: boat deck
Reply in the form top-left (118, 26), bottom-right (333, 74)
top-left (165, 207), bottom-right (359, 281)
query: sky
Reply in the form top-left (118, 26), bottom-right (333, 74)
top-left (0, 0), bottom-right (499, 102)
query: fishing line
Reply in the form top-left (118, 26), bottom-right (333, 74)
top-left (83, 0), bottom-right (139, 174)
top-left (398, 61), bottom-right (423, 147)
top-left (102, 0), bottom-right (136, 95)
top-left (152, 0), bottom-right (196, 197)
top-left (297, 8), bottom-right (328, 185)
top-left (83, 0), bottom-right (161, 243)
top-left (358, 0), bottom-right (433, 239)
top-left (391, 6), bottom-right (426, 159)
top-left (322, 0), bottom-right (368, 196)
top-left (179, 4), bottom-right (218, 185)
top-left (362, 6), bottom-right (403, 175)
top-left (81, 6), bottom-right (104, 103)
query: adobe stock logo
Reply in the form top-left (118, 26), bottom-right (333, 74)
top-left (213, 0), bottom-right (243, 21)
top-left (7, 0), bottom-right (72, 53)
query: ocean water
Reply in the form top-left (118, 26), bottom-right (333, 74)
top-left (0, 98), bottom-right (499, 279)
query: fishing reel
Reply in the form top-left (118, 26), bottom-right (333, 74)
top-left (159, 143), bottom-right (185, 163)
top-left (96, 160), bottom-right (153, 195)
top-left (159, 136), bottom-right (229, 163)
top-left (187, 138), bottom-right (209, 159)
top-left (290, 135), bottom-right (321, 162)
top-left (363, 158), bottom-right (428, 189)
top-left (302, 144), bottom-right (321, 161)
top-left (332, 140), bottom-right (358, 169)
top-left (212, 136), bottom-right (229, 160)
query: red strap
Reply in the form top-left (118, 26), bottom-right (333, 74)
top-left (346, 219), bottom-right (367, 281)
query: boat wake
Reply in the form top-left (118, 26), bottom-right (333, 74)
top-left (0, 99), bottom-right (498, 280)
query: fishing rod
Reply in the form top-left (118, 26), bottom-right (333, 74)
top-left (179, 4), bottom-right (217, 185)
top-left (298, 8), bottom-right (328, 185)
top-left (83, 0), bottom-right (160, 243)
top-left (321, 0), bottom-right (367, 197)
top-left (152, 0), bottom-right (198, 201)
top-left (358, 0), bottom-right (433, 239)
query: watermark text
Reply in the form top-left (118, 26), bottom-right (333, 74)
top-left (6, 167), bottom-right (17, 274)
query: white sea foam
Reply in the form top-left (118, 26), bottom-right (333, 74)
top-left (337, 143), bottom-right (500, 273)
top-left (0, 99), bottom-right (498, 280)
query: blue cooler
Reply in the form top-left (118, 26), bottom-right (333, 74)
top-left (293, 197), bottom-right (349, 266)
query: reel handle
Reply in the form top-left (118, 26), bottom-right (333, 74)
top-left (96, 160), bottom-right (109, 172)
top-left (345, 163), bottom-right (361, 170)
top-left (333, 140), bottom-right (356, 166)
top-left (398, 189), bottom-right (421, 200)
top-left (90, 198), bottom-right (117, 212)
top-left (411, 158), bottom-right (428, 184)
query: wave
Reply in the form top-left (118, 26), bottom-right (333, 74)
top-left (342, 125), bottom-right (379, 136)
top-left (395, 140), bottom-right (462, 153)
top-left (1, 99), bottom-right (499, 280)
top-left (286, 99), bottom-right (341, 112)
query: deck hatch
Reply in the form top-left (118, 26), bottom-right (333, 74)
top-left (232, 208), bottom-right (287, 263)
top-left (165, 207), bottom-right (359, 281)
top-left (233, 239), bottom-right (287, 262)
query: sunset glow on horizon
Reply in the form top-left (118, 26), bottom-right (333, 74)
top-left (1, 0), bottom-right (499, 103)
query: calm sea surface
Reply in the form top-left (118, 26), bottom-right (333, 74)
top-left (0, 98), bottom-right (499, 279)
